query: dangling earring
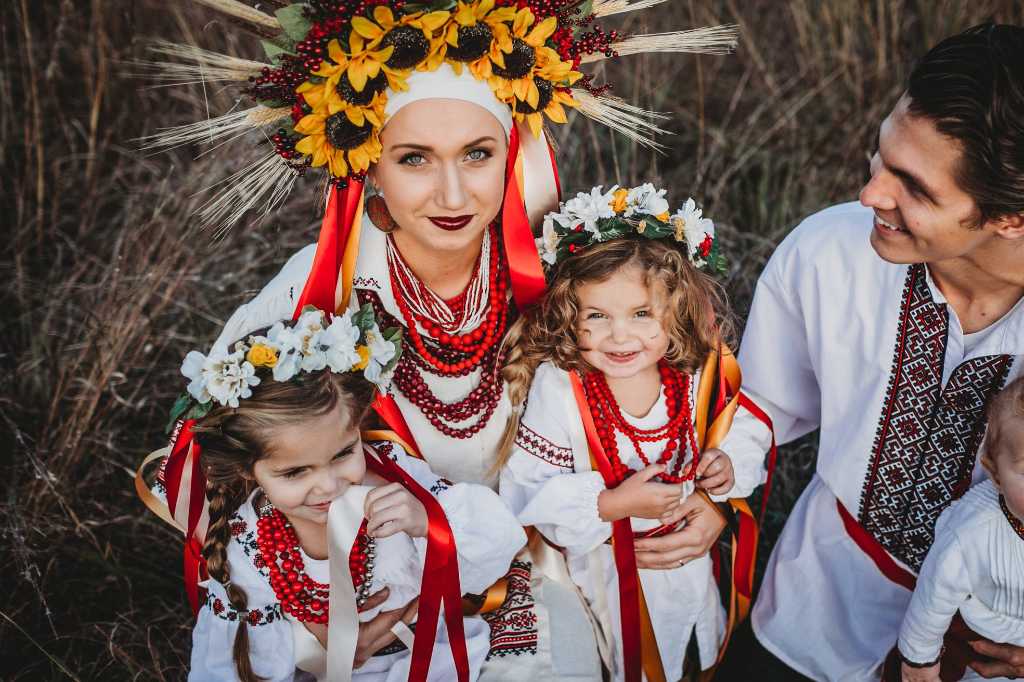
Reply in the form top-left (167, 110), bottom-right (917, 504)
top-left (366, 188), bottom-right (399, 234)
top-left (258, 492), bottom-right (276, 518)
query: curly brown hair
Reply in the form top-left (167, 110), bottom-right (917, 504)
top-left (494, 236), bottom-right (734, 470)
top-left (188, 340), bottom-right (378, 682)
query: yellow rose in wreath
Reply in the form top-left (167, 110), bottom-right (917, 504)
top-left (246, 344), bottom-right (278, 368)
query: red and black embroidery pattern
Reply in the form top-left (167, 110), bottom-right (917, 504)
top-left (207, 592), bottom-right (283, 626)
top-left (860, 264), bottom-right (1013, 570)
top-left (481, 559), bottom-right (539, 659)
top-left (515, 423), bottom-right (574, 469)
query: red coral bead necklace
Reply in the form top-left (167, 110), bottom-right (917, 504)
top-left (583, 361), bottom-right (699, 485)
top-left (257, 507), bottom-right (375, 624)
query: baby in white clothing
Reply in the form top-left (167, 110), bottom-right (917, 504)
top-left (898, 375), bottom-right (1024, 682)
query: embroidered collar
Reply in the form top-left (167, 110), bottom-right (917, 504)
top-left (1000, 495), bottom-right (1024, 540)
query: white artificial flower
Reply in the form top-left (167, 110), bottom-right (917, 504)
top-left (375, 369), bottom-right (395, 394)
top-left (266, 321), bottom-right (304, 381)
top-left (202, 345), bottom-right (260, 408)
top-left (670, 198), bottom-right (716, 266)
top-left (181, 350), bottom-right (210, 403)
top-left (625, 183), bottom-right (669, 218)
top-left (539, 214), bottom-right (568, 265)
top-left (562, 185), bottom-right (616, 239)
top-left (322, 313), bottom-right (362, 372)
top-left (362, 324), bottom-right (397, 383)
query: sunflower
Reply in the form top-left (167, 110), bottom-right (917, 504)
top-left (353, 7), bottom-right (451, 73)
top-left (442, 0), bottom-right (516, 76)
top-left (293, 93), bottom-right (386, 177)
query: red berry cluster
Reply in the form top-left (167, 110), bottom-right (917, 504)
top-left (272, 128), bottom-right (300, 160)
top-left (558, 24), bottom-right (619, 65)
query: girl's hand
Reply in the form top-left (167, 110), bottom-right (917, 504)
top-left (901, 661), bottom-right (940, 682)
top-left (693, 448), bottom-right (734, 496)
top-left (364, 483), bottom-right (428, 539)
top-left (597, 463), bottom-right (683, 522)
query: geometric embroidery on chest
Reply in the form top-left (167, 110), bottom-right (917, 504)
top-left (860, 264), bottom-right (1013, 570)
top-left (515, 422), bottom-right (574, 469)
top-left (481, 559), bottom-right (540, 659)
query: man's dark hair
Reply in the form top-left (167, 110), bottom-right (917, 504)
top-left (906, 23), bottom-right (1024, 227)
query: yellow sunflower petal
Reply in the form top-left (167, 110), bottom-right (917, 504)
top-left (328, 39), bottom-right (347, 64)
top-left (449, 59), bottom-right (464, 76)
top-left (327, 96), bottom-right (345, 115)
top-left (526, 112), bottom-right (543, 138)
top-left (446, 23), bottom-right (461, 45)
top-left (294, 135), bottom-right (318, 156)
top-left (454, 2), bottom-right (475, 26)
top-left (327, 149), bottom-right (348, 177)
top-left (525, 79), bottom-right (539, 108)
top-left (419, 10), bottom-right (451, 31)
top-left (544, 100), bottom-right (568, 124)
top-left (352, 16), bottom-right (384, 41)
top-left (512, 77), bottom-right (530, 101)
top-left (475, 0), bottom-right (495, 19)
top-left (345, 107), bottom-right (366, 126)
top-left (484, 6), bottom-right (516, 23)
top-left (525, 15), bottom-right (557, 47)
top-left (512, 7), bottom-right (535, 36)
top-left (294, 113), bottom-right (325, 135)
top-left (553, 89), bottom-right (579, 107)
top-left (312, 140), bottom-right (330, 167)
top-left (373, 6), bottom-right (396, 28)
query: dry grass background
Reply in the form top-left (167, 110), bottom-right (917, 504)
top-left (2, 0), bottom-right (1022, 678)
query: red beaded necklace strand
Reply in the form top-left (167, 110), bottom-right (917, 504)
top-left (583, 362), bottom-right (700, 485)
top-left (257, 509), bottom-right (375, 624)
top-left (364, 224), bottom-right (511, 437)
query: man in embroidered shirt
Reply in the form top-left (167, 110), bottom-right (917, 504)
top-left (736, 24), bottom-right (1024, 681)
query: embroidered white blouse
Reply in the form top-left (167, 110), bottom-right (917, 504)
top-left (188, 442), bottom-right (525, 682)
top-left (738, 202), bottom-right (1024, 681)
top-left (499, 361), bottom-right (771, 680)
top-left (898, 479), bottom-right (1024, 670)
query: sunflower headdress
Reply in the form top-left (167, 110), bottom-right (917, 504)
top-left (139, 0), bottom-right (738, 234)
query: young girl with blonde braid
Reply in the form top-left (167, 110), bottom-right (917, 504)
top-left (179, 308), bottom-right (524, 682)
top-left (497, 187), bottom-right (772, 680)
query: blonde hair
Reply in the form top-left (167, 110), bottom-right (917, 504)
top-left (983, 374), bottom-right (1024, 471)
top-left (495, 236), bottom-right (734, 471)
top-left (191, 351), bottom-right (377, 682)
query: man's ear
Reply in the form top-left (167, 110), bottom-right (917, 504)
top-left (993, 212), bottom-right (1024, 241)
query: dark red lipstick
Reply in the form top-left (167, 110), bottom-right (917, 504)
top-left (429, 215), bottom-right (473, 231)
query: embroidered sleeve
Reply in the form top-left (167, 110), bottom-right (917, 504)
top-left (514, 422), bottom-right (574, 469)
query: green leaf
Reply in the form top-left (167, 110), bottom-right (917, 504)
top-left (183, 401), bottom-right (213, 423)
top-left (352, 304), bottom-right (376, 333)
top-left (262, 34), bottom-right (299, 61)
top-left (382, 326), bottom-right (402, 342)
top-left (300, 304), bottom-right (320, 315)
top-left (307, 74), bottom-right (328, 85)
top-left (567, 0), bottom-right (594, 35)
top-left (276, 3), bottom-right (314, 42)
top-left (166, 391), bottom-right (194, 433)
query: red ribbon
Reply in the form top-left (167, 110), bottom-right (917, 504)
top-left (163, 420), bottom-right (209, 616)
top-left (364, 446), bottom-right (470, 682)
top-left (569, 372), bottom-right (643, 682)
top-left (837, 499), bottom-right (917, 591)
top-left (294, 181), bottom-right (365, 317)
top-left (501, 126), bottom-right (547, 311)
top-left (372, 393), bottom-right (424, 460)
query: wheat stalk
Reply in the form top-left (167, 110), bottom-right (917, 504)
top-left (137, 106), bottom-right (290, 151)
top-left (190, 0), bottom-right (283, 29)
top-left (195, 151), bottom-right (298, 236)
top-left (592, 0), bottom-right (668, 18)
top-left (580, 24), bottom-right (739, 64)
top-left (572, 90), bottom-right (669, 148)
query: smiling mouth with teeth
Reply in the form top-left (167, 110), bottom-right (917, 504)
top-left (875, 215), bottom-right (905, 231)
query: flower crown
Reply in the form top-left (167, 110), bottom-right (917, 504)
top-left (167, 304), bottom-right (401, 430)
top-left (538, 184), bottom-right (727, 275)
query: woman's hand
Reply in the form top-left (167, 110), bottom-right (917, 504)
top-left (365, 482), bottom-right (428, 538)
top-left (633, 492), bottom-right (727, 569)
top-left (969, 639), bottom-right (1024, 679)
top-left (353, 589), bottom-right (421, 668)
top-left (694, 447), bottom-right (734, 496)
top-left (901, 661), bottom-right (940, 682)
top-left (597, 463), bottom-right (683, 522)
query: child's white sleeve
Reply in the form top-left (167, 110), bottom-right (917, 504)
top-left (897, 528), bottom-right (972, 665)
top-left (376, 442), bottom-right (527, 595)
top-left (188, 578), bottom-right (296, 682)
top-left (499, 363), bottom-right (611, 556)
top-left (715, 400), bottom-right (772, 501)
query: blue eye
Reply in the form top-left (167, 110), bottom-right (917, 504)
top-left (467, 148), bottom-right (491, 161)
top-left (587, 312), bottom-right (605, 319)
top-left (400, 153), bottom-right (425, 166)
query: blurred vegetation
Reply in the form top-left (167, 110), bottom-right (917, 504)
top-left (2, 0), bottom-right (1021, 678)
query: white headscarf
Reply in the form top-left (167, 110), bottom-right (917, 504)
top-left (382, 63), bottom-right (513, 136)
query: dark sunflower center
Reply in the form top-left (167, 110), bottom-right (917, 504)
top-left (383, 26), bottom-right (430, 70)
top-left (515, 77), bottom-right (554, 115)
top-left (336, 70), bottom-right (387, 106)
top-left (324, 112), bottom-right (373, 151)
top-left (446, 23), bottom-right (493, 62)
top-left (491, 38), bottom-right (536, 80)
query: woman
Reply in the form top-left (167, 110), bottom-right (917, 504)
top-left (142, 1), bottom-right (740, 677)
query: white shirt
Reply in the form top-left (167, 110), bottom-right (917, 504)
top-left (899, 479), bottom-right (1024, 676)
top-left (188, 442), bottom-right (524, 681)
top-left (499, 361), bottom-right (771, 680)
top-left (738, 202), bottom-right (1024, 681)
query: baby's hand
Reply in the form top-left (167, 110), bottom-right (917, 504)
top-left (364, 483), bottom-right (428, 539)
top-left (693, 448), bottom-right (734, 496)
top-left (901, 661), bottom-right (940, 682)
top-left (598, 463), bottom-right (683, 522)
